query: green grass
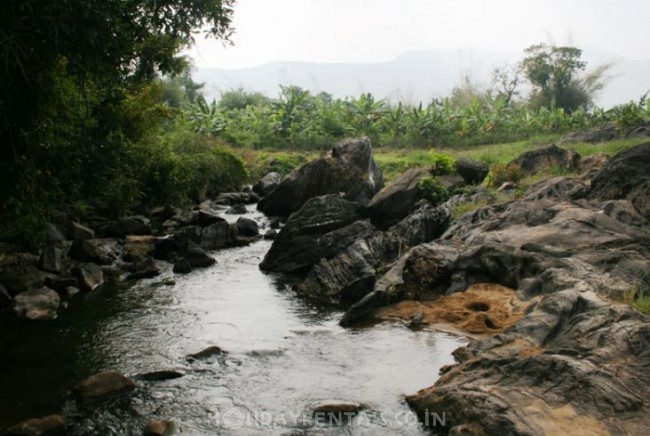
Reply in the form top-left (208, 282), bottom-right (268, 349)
top-left (620, 282), bottom-right (650, 314)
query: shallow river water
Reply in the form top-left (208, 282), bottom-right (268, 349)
top-left (0, 207), bottom-right (465, 434)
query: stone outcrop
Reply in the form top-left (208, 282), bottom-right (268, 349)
top-left (333, 148), bottom-right (650, 433)
top-left (365, 167), bottom-right (431, 229)
top-left (73, 370), bottom-right (136, 403)
top-left (252, 171), bottom-right (281, 197)
top-left (508, 144), bottom-right (580, 174)
top-left (455, 158), bottom-right (489, 185)
top-left (260, 194), bottom-right (375, 273)
top-left (258, 137), bottom-right (383, 218)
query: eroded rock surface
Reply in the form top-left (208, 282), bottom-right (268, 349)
top-left (258, 137), bottom-right (383, 218)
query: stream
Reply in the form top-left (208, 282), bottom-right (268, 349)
top-left (0, 206), bottom-right (466, 434)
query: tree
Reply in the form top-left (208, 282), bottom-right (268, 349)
top-left (521, 43), bottom-right (609, 112)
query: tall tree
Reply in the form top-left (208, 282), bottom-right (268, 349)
top-left (521, 43), bottom-right (608, 112)
top-left (0, 0), bottom-right (234, 215)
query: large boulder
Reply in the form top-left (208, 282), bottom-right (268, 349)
top-left (295, 203), bottom-right (450, 305)
top-left (508, 144), bottom-right (580, 174)
top-left (258, 137), bottom-right (383, 218)
top-left (559, 123), bottom-right (618, 143)
top-left (295, 231), bottom-right (402, 304)
top-left (71, 263), bottom-right (105, 293)
top-left (252, 171), bottom-right (281, 197)
top-left (12, 287), bottom-right (60, 320)
top-left (587, 142), bottom-right (650, 220)
top-left (102, 216), bottom-right (151, 238)
top-left (455, 158), bottom-right (489, 185)
top-left (259, 195), bottom-right (374, 273)
top-left (365, 167), bottom-right (430, 229)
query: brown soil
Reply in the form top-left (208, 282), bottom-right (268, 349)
top-left (376, 283), bottom-right (528, 334)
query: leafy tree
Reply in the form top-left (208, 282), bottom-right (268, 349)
top-left (218, 88), bottom-right (272, 111)
top-left (521, 43), bottom-right (609, 112)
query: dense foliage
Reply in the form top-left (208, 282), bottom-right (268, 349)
top-left (181, 85), bottom-right (650, 151)
top-left (0, 0), bottom-right (238, 248)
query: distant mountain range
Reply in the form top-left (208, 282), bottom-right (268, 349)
top-left (194, 47), bottom-right (650, 109)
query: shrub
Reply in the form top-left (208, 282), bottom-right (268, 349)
top-left (428, 151), bottom-right (456, 175)
top-left (488, 163), bottom-right (525, 187)
top-left (418, 176), bottom-right (450, 205)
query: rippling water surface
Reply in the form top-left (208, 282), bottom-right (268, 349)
top-left (0, 207), bottom-right (466, 434)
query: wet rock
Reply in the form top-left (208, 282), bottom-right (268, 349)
top-left (366, 167), bottom-right (430, 229)
top-left (258, 137), bottom-right (383, 218)
top-left (508, 144), bottom-right (580, 174)
top-left (187, 345), bottom-right (226, 361)
top-left (196, 210), bottom-right (224, 227)
top-left (2, 414), bottom-right (65, 435)
top-left (184, 241), bottom-right (216, 268)
top-left (69, 239), bottom-right (117, 265)
top-left (269, 217), bottom-right (281, 229)
top-left (44, 277), bottom-right (79, 294)
top-left (235, 217), bottom-right (259, 237)
top-left (38, 243), bottom-right (64, 274)
top-left (67, 221), bottom-right (95, 240)
top-left (123, 235), bottom-right (156, 262)
top-left (216, 192), bottom-right (259, 205)
top-left (0, 261), bottom-right (46, 297)
top-left (264, 229), bottom-right (277, 240)
top-left (252, 171), bottom-right (281, 197)
top-left (134, 370), bottom-right (184, 381)
top-left (143, 420), bottom-right (175, 436)
top-left (296, 231), bottom-right (402, 304)
top-left (172, 260), bottom-right (192, 274)
top-left (73, 370), bottom-right (135, 403)
top-left (455, 159), bottom-right (489, 185)
top-left (0, 283), bottom-right (11, 307)
top-left (587, 141), bottom-right (650, 220)
top-left (103, 216), bottom-right (151, 237)
top-left (12, 287), bottom-right (60, 320)
top-left (71, 263), bottom-right (104, 293)
top-left (127, 258), bottom-right (160, 280)
top-left (154, 236), bottom-right (215, 267)
top-left (225, 204), bottom-right (247, 214)
top-left (200, 220), bottom-right (232, 250)
top-left (260, 195), bottom-right (374, 273)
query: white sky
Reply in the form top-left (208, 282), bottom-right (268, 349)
top-left (189, 0), bottom-right (650, 69)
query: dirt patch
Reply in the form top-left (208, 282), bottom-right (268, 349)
top-left (377, 283), bottom-right (527, 334)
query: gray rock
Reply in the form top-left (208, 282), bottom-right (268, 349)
top-left (588, 141), bottom-right (650, 220)
top-left (172, 260), bottom-right (192, 274)
top-left (200, 220), bottom-right (233, 249)
top-left (260, 195), bottom-right (373, 273)
top-left (127, 258), bottom-right (160, 280)
top-left (73, 370), bottom-right (135, 403)
top-left (225, 204), bottom-right (247, 214)
top-left (12, 287), bottom-right (60, 320)
top-left (71, 263), bottom-right (104, 293)
top-left (2, 414), bottom-right (65, 435)
top-left (258, 137), bottom-right (383, 218)
top-left (264, 229), bottom-right (278, 240)
top-left (252, 171), bottom-right (281, 197)
top-left (559, 123), bottom-right (618, 143)
top-left (508, 144), bottom-right (580, 174)
top-left (455, 158), bottom-right (489, 185)
top-left (103, 216), bottom-right (151, 237)
top-left (366, 167), bottom-right (430, 229)
top-left (67, 221), bottom-right (95, 240)
top-left (235, 217), bottom-right (259, 237)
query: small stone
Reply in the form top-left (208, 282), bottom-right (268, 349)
top-left (12, 287), bottom-right (60, 321)
top-left (143, 419), bottom-right (175, 436)
top-left (3, 414), bottom-right (65, 436)
top-left (73, 370), bottom-right (135, 403)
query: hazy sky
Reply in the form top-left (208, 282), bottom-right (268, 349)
top-left (189, 0), bottom-right (650, 68)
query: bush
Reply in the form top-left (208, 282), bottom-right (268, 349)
top-left (418, 176), bottom-right (450, 205)
top-left (428, 150), bottom-right (456, 175)
top-left (488, 163), bottom-right (525, 187)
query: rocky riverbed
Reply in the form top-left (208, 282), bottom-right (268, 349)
top-left (1, 137), bottom-right (649, 435)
